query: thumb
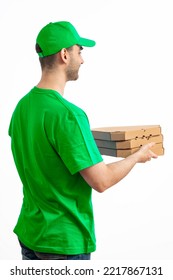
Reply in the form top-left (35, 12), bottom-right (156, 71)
top-left (147, 142), bottom-right (156, 149)
top-left (147, 142), bottom-right (158, 159)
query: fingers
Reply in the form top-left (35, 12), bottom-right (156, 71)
top-left (145, 142), bottom-right (158, 159)
top-left (148, 149), bottom-right (158, 159)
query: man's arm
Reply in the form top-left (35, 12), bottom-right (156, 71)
top-left (80, 142), bottom-right (158, 193)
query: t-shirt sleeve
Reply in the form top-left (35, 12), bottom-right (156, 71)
top-left (50, 111), bottom-right (103, 175)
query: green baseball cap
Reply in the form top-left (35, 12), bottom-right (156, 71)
top-left (36, 21), bottom-right (96, 57)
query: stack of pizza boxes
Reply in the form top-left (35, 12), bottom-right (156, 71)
top-left (92, 125), bottom-right (164, 158)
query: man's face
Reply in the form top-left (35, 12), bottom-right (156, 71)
top-left (66, 45), bottom-right (84, 81)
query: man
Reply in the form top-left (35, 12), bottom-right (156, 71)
top-left (8, 21), bottom-right (157, 260)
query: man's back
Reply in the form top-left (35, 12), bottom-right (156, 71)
top-left (8, 86), bottom-right (103, 255)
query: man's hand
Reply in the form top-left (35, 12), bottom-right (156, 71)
top-left (133, 142), bottom-right (158, 163)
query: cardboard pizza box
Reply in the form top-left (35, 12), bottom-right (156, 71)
top-left (92, 125), bottom-right (161, 141)
top-left (98, 143), bottom-right (164, 158)
top-left (95, 134), bottom-right (163, 149)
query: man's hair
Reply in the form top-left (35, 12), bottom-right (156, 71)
top-left (35, 43), bottom-right (58, 70)
top-left (35, 43), bottom-right (73, 71)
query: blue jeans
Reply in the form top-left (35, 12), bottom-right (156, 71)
top-left (19, 241), bottom-right (91, 260)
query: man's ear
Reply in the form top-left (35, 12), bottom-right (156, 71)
top-left (60, 48), bottom-right (68, 63)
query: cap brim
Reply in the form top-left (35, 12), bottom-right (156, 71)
top-left (78, 37), bottom-right (96, 47)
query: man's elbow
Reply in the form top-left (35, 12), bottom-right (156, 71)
top-left (80, 163), bottom-right (114, 193)
top-left (91, 181), bottom-right (109, 193)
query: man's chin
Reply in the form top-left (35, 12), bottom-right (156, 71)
top-left (67, 73), bottom-right (79, 82)
top-left (71, 76), bottom-right (79, 81)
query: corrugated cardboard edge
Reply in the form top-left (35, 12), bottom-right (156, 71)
top-left (98, 143), bottom-right (164, 158)
top-left (95, 134), bottom-right (163, 149)
top-left (92, 125), bottom-right (161, 141)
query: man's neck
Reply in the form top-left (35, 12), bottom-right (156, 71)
top-left (36, 71), bottom-right (66, 96)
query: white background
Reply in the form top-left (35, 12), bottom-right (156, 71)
top-left (0, 0), bottom-right (173, 261)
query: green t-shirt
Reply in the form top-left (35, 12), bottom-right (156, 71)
top-left (8, 87), bottom-right (103, 255)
